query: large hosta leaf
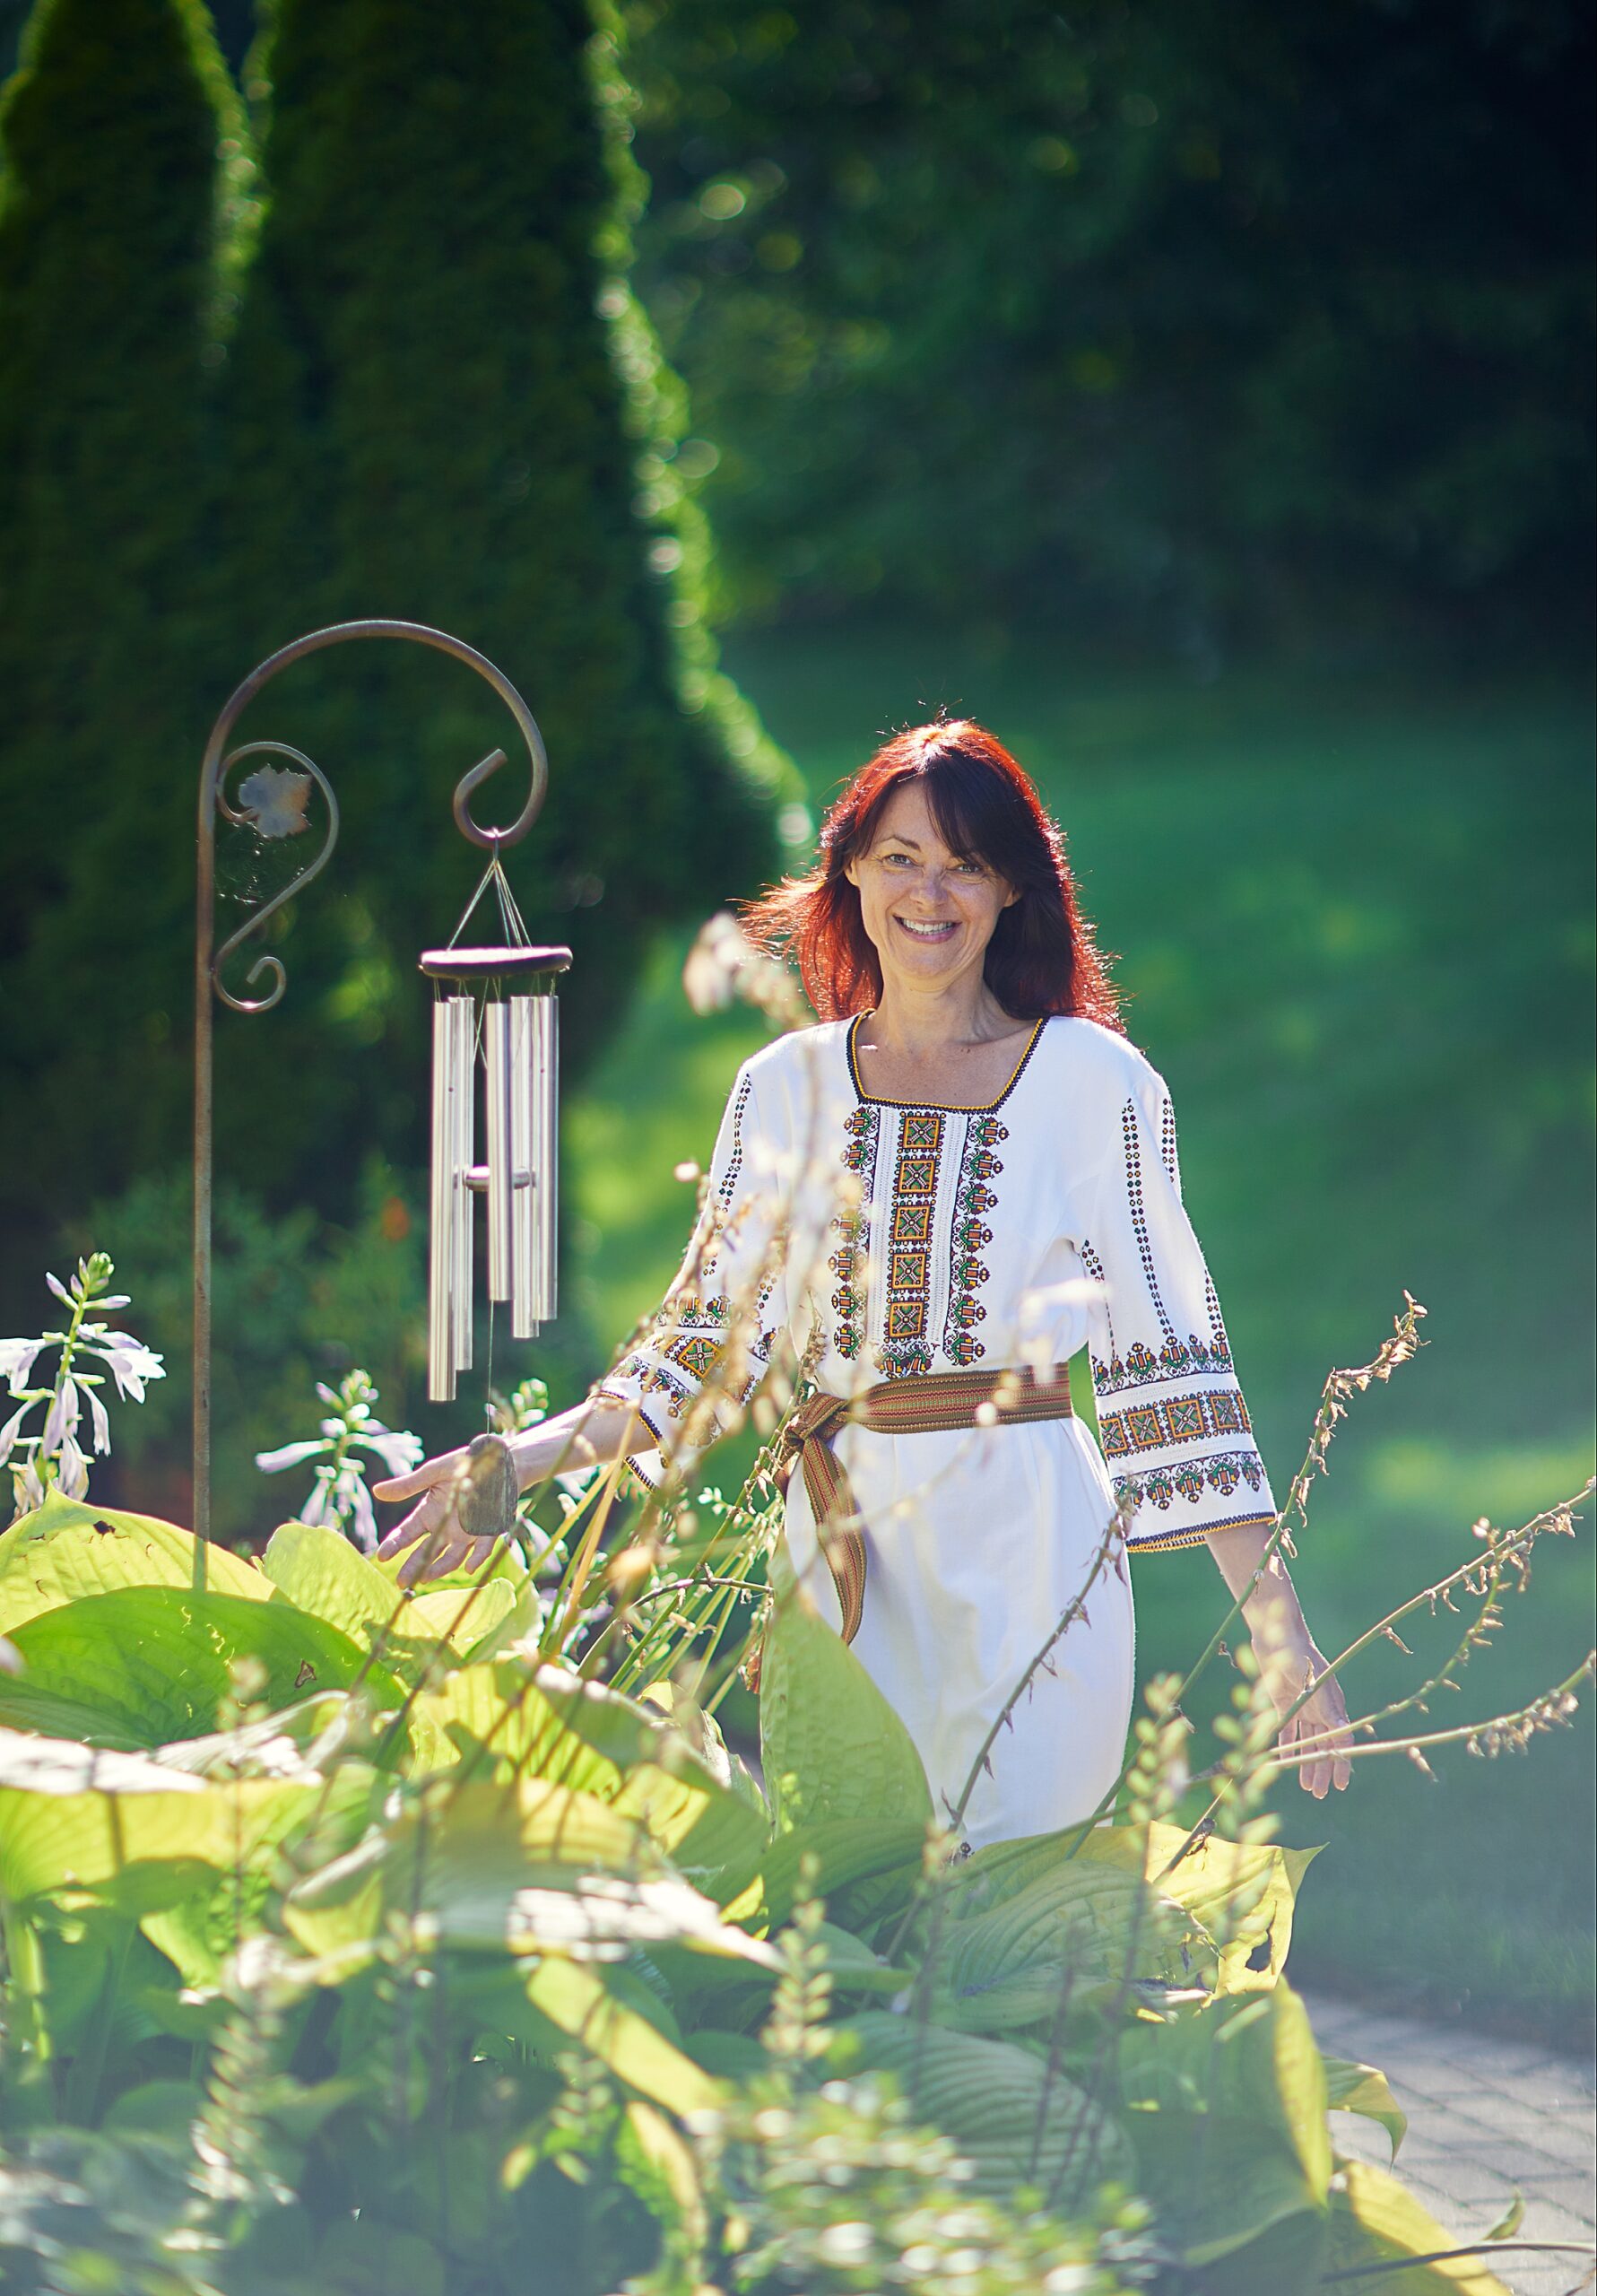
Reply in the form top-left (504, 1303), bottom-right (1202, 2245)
top-left (282, 1775), bottom-right (775, 1977)
top-left (1120, 1982), bottom-right (1331, 2267)
top-left (734, 1816), bottom-right (931, 1935)
top-left (1077, 1820), bottom-right (1320, 1992)
top-left (262, 1519), bottom-right (516, 1676)
top-left (0, 1726), bottom-right (207, 1799)
top-left (0, 1496), bottom-right (270, 1634)
top-left (0, 1771), bottom-right (324, 1910)
top-left (833, 2013), bottom-right (1132, 2200)
top-left (416, 1661), bottom-right (769, 1902)
top-left (1324, 2157), bottom-right (1510, 2292)
top-left (919, 1857), bottom-right (1206, 2032)
top-left (0, 1586), bottom-right (401, 1750)
top-left (759, 1536), bottom-right (933, 1833)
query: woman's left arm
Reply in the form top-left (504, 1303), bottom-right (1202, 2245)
top-left (1205, 1520), bottom-right (1353, 1798)
top-left (1079, 1049), bottom-right (1352, 1797)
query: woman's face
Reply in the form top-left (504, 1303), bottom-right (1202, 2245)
top-left (844, 780), bottom-right (1018, 1000)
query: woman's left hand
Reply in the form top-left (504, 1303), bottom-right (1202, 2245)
top-left (1260, 1639), bottom-right (1354, 1799)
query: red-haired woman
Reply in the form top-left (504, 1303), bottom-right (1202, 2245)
top-left (378, 722), bottom-right (1352, 1848)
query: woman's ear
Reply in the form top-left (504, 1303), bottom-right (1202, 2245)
top-left (1002, 883), bottom-right (1021, 909)
top-left (843, 853), bottom-right (862, 889)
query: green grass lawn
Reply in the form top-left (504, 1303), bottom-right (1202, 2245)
top-left (566, 626), bottom-right (1596, 2045)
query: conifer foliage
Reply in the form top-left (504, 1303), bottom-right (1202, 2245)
top-left (0, 0), bottom-right (248, 1221)
top-left (0, 0), bottom-right (785, 1253)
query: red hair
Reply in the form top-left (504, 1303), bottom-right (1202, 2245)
top-left (742, 720), bottom-right (1124, 1029)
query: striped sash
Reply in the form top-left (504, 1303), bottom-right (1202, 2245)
top-left (769, 1361), bottom-right (1076, 1652)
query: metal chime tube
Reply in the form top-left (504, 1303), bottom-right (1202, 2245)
top-left (508, 996), bottom-right (538, 1340)
top-left (450, 993), bottom-right (475, 1378)
top-left (428, 1000), bottom-right (456, 1401)
top-left (531, 987), bottom-right (559, 1323)
top-left (483, 998), bottom-right (514, 1304)
top-left (421, 943), bottom-right (568, 1398)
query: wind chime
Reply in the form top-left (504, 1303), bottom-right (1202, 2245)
top-left (193, 618), bottom-right (569, 1557)
top-left (421, 859), bottom-right (570, 1404)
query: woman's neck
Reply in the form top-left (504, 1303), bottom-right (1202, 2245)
top-left (865, 976), bottom-right (1023, 1057)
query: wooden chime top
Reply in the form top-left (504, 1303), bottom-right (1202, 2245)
top-left (418, 945), bottom-right (572, 981)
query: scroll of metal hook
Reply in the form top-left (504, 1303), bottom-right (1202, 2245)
top-left (212, 741), bottom-right (341, 1013)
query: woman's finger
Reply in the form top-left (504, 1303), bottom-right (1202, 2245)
top-left (399, 1528), bottom-right (466, 1587)
top-left (372, 1449), bottom-right (464, 1504)
top-left (375, 1501), bottom-right (438, 1560)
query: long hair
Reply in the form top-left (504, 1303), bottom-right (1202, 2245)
top-left (741, 719), bottom-right (1124, 1028)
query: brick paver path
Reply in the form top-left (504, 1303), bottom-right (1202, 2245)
top-left (1300, 1989), bottom-right (1596, 2296)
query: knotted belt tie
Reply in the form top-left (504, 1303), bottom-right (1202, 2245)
top-left (773, 1362), bottom-right (1076, 1648)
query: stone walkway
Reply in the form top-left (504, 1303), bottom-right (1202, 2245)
top-left (1300, 1989), bottom-right (1596, 2296)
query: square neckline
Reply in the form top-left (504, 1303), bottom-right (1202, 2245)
top-left (845, 1011), bottom-right (1048, 1113)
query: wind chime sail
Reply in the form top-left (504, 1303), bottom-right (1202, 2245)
top-left (421, 858), bottom-right (570, 1404)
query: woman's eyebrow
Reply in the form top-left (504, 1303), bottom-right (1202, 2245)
top-left (875, 831), bottom-right (924, 848)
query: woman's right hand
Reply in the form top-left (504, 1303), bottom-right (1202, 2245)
top-left (373, 1397), bottom-right (638, 1585)
top-left (372, 1445), bottom-right (505, 1586)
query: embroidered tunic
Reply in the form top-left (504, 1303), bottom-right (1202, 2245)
top-left (599, 1013), bottom-right (1275, 1848)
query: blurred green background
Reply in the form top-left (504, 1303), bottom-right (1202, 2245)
top-left (0, 0), bottom-right (1592, 2040)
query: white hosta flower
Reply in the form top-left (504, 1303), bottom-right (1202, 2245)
top-left (91, 1330), bottom-right (165, 1403)
top-left (255, 1438), bottom-right (332, 1474)
top-left (357, 1424), bottom-right (424, 1478)
top-left (87, 1387), bottom-right (112, 1457)
top-left (0, 1340), bottom-right (45, 1397)
top-left (44, 1271), bottom-right (73, 1307)
top-left (294, 1473), bottom-right (336, 1529)
top-left (41, 1377), bottom-right (80, 1455)
top-left (55, 1429), bottom-right (90, 1500)
top-left (346, 1474), bottom-right (378, 1554)
top-left (0, 1400), bottom-right (34, 1457)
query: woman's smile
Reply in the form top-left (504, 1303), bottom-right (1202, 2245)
top-left (845, 781), bottom-right (1020, 998)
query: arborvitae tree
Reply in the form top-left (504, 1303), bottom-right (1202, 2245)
top-left (213, 0), bottom-right (790, 1208)
top-left (0, 0), bottom-right (250, 1272)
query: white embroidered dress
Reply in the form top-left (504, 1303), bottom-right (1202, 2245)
top-left (600, 1013), bottom-right (1276, 1849)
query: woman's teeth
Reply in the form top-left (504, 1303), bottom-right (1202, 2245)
top-left (896, 918), bottom-right (957, 940)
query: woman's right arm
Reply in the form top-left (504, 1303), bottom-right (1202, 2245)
top-left (371, 1394), bottom-right (643, 1585)
top-left (374, 1051), bottom-right (791, 1583)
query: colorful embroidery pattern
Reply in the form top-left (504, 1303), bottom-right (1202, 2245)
top-left (1122, 1097), bottom-right (1176, 1344)
top-left (830, 1104), bottom-right (880, 1360)
top-left (602, 1354), bottom-right (697, 1424)
top-left (664, 1333), bottom-right (725, 1382)
top-left (1113, 1448), bottom-right (1267, 1513)
top-left (1089, 1329), bottom-right (1235, 1394)
top-left (718, 1074), bottom-right (752, 1209)
top-left (1159, 1094), bottom-right (1181, 1193)
top-left (1098, 1384), bottom-right (1252, 1459)
top-left (880, 1110), bottom-right (943, 1378)
top-left (943, 1114), bottom-right (1006, 1367)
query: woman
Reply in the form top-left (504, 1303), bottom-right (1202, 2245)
top-left (377, 720), bottom-right (1352, 1847)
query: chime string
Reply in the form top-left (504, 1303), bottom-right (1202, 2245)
top-left (438, 851), bottom-right (531, 1428)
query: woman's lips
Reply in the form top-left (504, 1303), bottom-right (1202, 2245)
top-left (894, 917), bottom-right (958, 942)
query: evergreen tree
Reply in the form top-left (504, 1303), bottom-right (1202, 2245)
top-left (0, 0), bottom-right (789, 1274)
top-left (213, 0), bottom-right (789, 1206)
top-left (0, 0), bottom-right (250, 1257)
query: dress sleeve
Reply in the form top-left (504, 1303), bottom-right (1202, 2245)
top-left (1081, 1060), bottom-right (1276, 1553)
top-left (595, 1059), bottom-right (790, 1491)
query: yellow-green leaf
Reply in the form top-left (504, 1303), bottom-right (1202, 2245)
top-left (525, 1957), bottom-right (722, 2117)
top-left (1326, 2156), bottom-right (1513, 2292)
top-left (1324, 2055), bottom-right (1407, 2157)
top-left (0, 1496), bottom-right (270, 1634)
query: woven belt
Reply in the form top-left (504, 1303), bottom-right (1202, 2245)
top-left (771, 1361), bottom-right (1075, 1649)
